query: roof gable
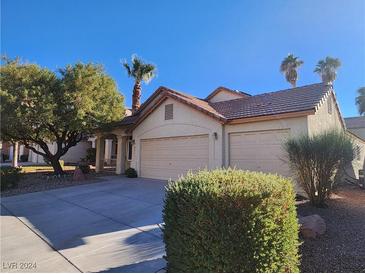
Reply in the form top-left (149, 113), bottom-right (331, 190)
top-left (206, 87), bottom-right (250, 103)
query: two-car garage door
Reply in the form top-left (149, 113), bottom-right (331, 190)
top-left (229, 129), bottom-right (290, 176)
top-left (140, 134), bottom-right (209, 180)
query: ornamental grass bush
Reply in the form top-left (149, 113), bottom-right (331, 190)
top-left (163, 168), bottom-right (299, 273)
top-left (284, 130), bottom-right (354, 207)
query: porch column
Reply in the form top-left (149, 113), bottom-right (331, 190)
top-left (19, 145), bottom-right (24, 161)
top-left (95, 136), bottom-right (105, 173)
top-left (104, 139), bottom-right (113, 166)
top-left (9, 145), bottom-right (13, 161)
top-left (12, 142), bottom-right (19, 167)
top-left (116, 136), bottom-right (127, 175)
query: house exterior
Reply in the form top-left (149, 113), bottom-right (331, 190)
top-left (95, 83), bottom-right (365, 192)
top-left (28, 141), bottom-right (92, 164)
top-left (1, 140), bottom-right (92, 165)
top-left (344, 116), bottom-right (365, 179)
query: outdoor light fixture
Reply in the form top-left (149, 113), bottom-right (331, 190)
top-left (213, 132), bottom-right (218, 140)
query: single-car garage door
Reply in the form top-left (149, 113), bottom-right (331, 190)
top-left (140, 134), bottom-right (209, 180)
top-left (229, 129), bottom-right (290, 176)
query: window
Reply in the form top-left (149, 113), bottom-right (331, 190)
top-left (127, 137), bottom-right (133, 161)
top-left (165, 104), bottom-right (173, 120)
top-left (328, 98), bottom-right (333, 114)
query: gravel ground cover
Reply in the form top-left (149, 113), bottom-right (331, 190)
top-left (298, 184), bottom-right (365, 272)
top-left (1, 171), bottom-right (116, 197)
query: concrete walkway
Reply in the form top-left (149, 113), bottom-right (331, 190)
top-left (1, 176), bottom-right (167, 273)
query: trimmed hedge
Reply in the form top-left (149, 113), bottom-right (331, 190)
top-left (163, 169), bottom-right (299, 273)
top-left (125, 168), bottom-right (137, 178)
top-left (1, 166), bottom-right (21, 191)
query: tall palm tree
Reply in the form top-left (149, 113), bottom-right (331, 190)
top-left (123, 55), bottom-right (156, 113)
top-left (314, 57), bottom-right (341, 84)
top-left (356, 87), bottom-right (365, 115)
top-left (280, 54), bottom-right (304, 88)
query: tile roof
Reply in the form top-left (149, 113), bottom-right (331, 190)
top-left (210, 83), bottom-right (329, 120)
top-left (345, 116), bottom-right (365, 129)
top-left (118, 83), bottom-right (330, 126)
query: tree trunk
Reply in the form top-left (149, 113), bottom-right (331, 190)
top-left (49, 156), bottom-right (64, 175)
top-left (132, 81), bottom-right (142, 113)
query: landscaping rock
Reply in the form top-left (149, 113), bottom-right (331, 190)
top-left (73, 168), bottom-right (85, 181)
top-left (299, 214), bottom-right (326, 239)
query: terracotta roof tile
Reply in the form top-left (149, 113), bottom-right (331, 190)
top-left (117, 83), bottom-right (330, 126)
top-left (345, 116), bottom-right (365, 129)
top-left (210, 83), bottom-right (329, 120)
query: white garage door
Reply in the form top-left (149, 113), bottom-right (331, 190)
top-left (229, 129), bottom-right (290, 176)
top-left (140, 134), bottom-right (209, 180)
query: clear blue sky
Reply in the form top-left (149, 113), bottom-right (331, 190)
top-left (2, 0), bottom-right (365, 117)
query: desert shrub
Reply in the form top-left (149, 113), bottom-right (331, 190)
top-left (20, 154), bottom-right (29, 162)
top-left (0, 166), bottom-right (21, 191)
top-left (284, 130), bottom-right (354, 207)
top-left (125, 168), bottom-right (137, 178)
top-left (86, 148), bottom-right (96, 164)
top-left (163, 168), bottom-right (299, 273)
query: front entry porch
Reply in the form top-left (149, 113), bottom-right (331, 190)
top-left (94, 133), bottom-right (132, 175)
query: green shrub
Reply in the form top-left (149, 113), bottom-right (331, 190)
top-left (20, 154), bottom-right (29, 162)
top-left (163, 168), bottom-right (299, 273)
top-left (78, 163), bottom-right (90, 174)
top-left (284, 130), bottom-right (354, 207)
top-left (0, 166), bottom-right (21, 191)
top-left (2, 154), bottom-right (9, 161)
top-left (86, 148), bottom-right (96, 164)
top-left (125, 168), bottom-right (137, 178)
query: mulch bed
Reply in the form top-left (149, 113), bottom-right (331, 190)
top-left (297, 184), bottom-right (365, 272)
top-left (1, 171), bottom-right (116, 197)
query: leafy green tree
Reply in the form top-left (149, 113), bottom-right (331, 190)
top-left (123, 55), bottom-right (156, 113)
top-left (355, 87), bottom-right (365, 115)
top-left (280, 54), bottom-right (304, 88)
top-left (1, 58), bottom-right (125, 174)
top-left (314, 56), bottom-right (341, 84)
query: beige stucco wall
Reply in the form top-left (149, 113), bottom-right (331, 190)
top-left (307, 92), bottom-right (343, 136)
top-left (346, 134), bottom-right (365, 179)
top-left (307, 92), bottom-right (365, 180)
top-left (208, 90), bottom-right (246, 103)
top-left (131, 98), bottom-right (224, 174)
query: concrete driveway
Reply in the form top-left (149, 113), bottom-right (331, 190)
top-left (1, 176), bottom-right (167, 273)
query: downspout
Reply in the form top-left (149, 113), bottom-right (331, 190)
top-left (222, 123), bottom-right (226, 168)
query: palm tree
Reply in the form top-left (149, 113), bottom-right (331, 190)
top-left (123, 55), bottom-right (156, 113)
top-left (314, 57), bottom-right (341, 84)
top-left (356, 87), bottom-right (365, 115)
top-left (280, 54), bottom-right (304, 88)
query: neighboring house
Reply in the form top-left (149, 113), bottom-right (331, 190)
top-left (345, 116), bottom-right (365, 139)
top-left (28, 141), bottom-right (92, 164)
top-left (0, 141), bottom-right (29, 163)
top-left (95, 82), bottom-right (365, 193)
top-left (1, 140), bottom-right (92, 165)
top-left (344, 116), bottom-right (365, 179)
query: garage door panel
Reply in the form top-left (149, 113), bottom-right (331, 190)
top-left (141, 135), bottom-right (209, 180)
top-left (229, 129), bottom-right (290, 176)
